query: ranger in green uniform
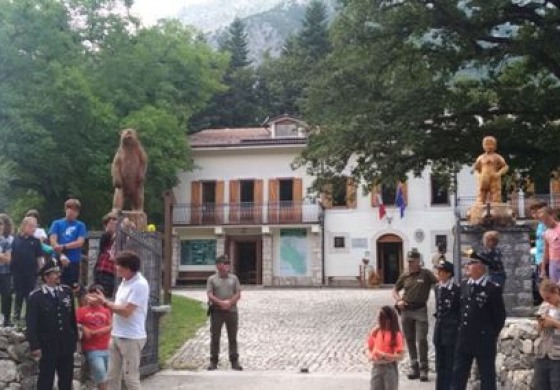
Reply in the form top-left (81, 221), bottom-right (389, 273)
top-left (392, 249), bottom-right (437, 382)
top-left (207, 255), bottom-right (242, 371)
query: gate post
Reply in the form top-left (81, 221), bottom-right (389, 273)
top-left (163, 191), bottom-right (175, 304)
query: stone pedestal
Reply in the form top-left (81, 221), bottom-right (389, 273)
top-left (121, 210), bottom-right (147, 231)
top-left (467, 202), bottom-right (515, 226)
top-left (460, 224), bottom-right (533, 317)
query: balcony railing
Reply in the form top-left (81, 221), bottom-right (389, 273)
top-left (173, 201), bottom-right (321, 226)
top-left (457, 193), bottom-right (560, 220)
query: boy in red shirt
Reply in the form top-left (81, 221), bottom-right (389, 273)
top-left (76, 285), bottom-right (112, 390)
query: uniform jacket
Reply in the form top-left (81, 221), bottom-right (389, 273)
top-left (433, 280), bottom-right (461, 346)
top-left (456, 277), bottom-right (506, 353)
top-left (26, 284), bottom-right (78, 353)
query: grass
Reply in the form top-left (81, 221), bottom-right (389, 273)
top-left (159, 294), bottom-right (207, 366)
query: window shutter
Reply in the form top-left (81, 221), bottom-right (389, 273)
top-left (191, 181), bottom-right (201, 224)
top-left (371, 184), bottom-right (380, 207)
top-left (268, 179), bottom-right (279, 223)
top-left (254, 179), bottom-right (263, 223)
top-left (346, 178), bottom-right (357, 208)
top-left (216, 181), bottom-right (224, 204)
top-left (254, 180), bottom-right (264, 203)
top-left (229, 180), bottom-right (240, 223)
top-left (269, 179), bottom-right (278, 202)
top-left (400, 181), bottom-right (408, 204)
top-left (215, 180), bottom-right (224, 223)
top-left (293, 178), bottom-right (303, 202)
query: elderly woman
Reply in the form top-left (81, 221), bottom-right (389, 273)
top-left (10, 216), bottom-right (44, 324)
top-left (0, 213), bottom-right (14, 326)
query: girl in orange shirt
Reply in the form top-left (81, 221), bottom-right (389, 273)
top-left (366, 305), bottom-right (405, 390)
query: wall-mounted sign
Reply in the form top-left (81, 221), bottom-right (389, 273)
top-left (181, 239), bottom-right (217, 266)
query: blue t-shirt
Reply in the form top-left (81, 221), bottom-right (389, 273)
top-left (536, 222), bottom-right (546, 265)
top-left (0, 235), bottom-right (13, 274)
top-left (49, 218), bottom-right (88, 263)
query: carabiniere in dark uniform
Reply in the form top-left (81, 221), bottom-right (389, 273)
top-left (26, 261), bottom-right (78, 390)
top-left (433, 260), bottom-right (461, 390)
top-left (452, 257), bottom-right (506, 390)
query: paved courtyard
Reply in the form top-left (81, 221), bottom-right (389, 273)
top-left (143, 288), bottom-right (435, 389)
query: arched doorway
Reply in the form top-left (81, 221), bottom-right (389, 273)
top-left (377, 234), bottom-right (403, 284)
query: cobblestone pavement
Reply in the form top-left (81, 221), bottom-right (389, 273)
top-left (170, 288), bottom-right (435, 375)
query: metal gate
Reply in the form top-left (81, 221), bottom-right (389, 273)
top-left (114, 224), bottom-right (164, 376)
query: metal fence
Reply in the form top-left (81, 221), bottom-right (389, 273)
top-left (114, 226), bottom-right (164, 377)
top-left (173, 200), bottom-right (321, 225)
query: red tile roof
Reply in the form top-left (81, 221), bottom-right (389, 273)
top-left (189, 127), bottom-right (306, 147)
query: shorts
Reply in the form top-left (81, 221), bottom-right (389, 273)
top-left (61, 262), bottom-right (80, 286)
top-left (85, 349), bottom-right (110, 384)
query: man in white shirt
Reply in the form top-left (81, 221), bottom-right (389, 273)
top-left (92, 250), bottom-right (149, 390)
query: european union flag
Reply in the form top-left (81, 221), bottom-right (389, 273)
top-left (395, 184), bottom-right (406, 218)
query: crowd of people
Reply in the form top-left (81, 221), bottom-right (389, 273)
top-left (0, 199), bottom-right (149, 390)
top-left (365, 201), bottom-right (560, 390)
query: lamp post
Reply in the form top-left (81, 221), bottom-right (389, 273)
top-left (452, 171), bottom-right (462, 279)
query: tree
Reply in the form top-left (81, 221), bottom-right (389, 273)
top-left (255, 0), bottom-right (332, 117)
top-left (296, 0), bottom-right (560, 192)
top-left (189, 18), bottom-right (260, 130)
top-left (0, 1), bottom-right (227, 226)
top-left (219, 18), bottom-right (251, 69)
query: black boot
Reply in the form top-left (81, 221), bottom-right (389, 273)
top-left (207, 359), bottom-right (218, 371)
top-left (231, 360), bottom-right (243, 371)
top-left (420, 368), bottom-right (428, 382)
top-left (407, 362), bottom-right (420, 380)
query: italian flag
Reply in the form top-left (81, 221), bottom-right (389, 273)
top-left (377, 193), bottom-right (386, 220)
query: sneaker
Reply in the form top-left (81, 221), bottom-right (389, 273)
top-left (207, 363), bottom-right (218, 371)
top-left (231, 362), bottom-right (243, 371)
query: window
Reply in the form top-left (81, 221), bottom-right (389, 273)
top-left (381, 183), bottom-right (397, 206)
top-left (331, 177), bottom-right (348, 207)
top-left (275, 123), bottom-right (298, 137)
top-left (240, 180), bottom-right (254, 203)
top-left (435, 235), bottom-right (447, 251)
top-left (202, 181), bottom-right (216, 203)
top-left (279, 179), bottom-right (294, 201)
top-left (431, 175), bottom-right (449, 205)
top-left (334, 236), bottom-right (346, 248)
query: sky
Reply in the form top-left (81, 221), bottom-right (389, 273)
top-left (131, 0), bottom-right (207, 26)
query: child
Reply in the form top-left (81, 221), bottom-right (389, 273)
top-left (481, 230), bottom-right (506, 288)
top-left (535, 279), bottom-right (560, 390)
top-left (76, 285), bottom-right (112, 390)
top-left (366, 305), bottom-right (405, 390)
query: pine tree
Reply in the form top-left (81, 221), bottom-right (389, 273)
top-left (297, 0), bottom-right (331, 62)
top-left (189, 18), bottom-right (260, 130)
top-left (255, 0), bottom-right (332, 118)
top-left (220, 18), bottom-right (251, 69)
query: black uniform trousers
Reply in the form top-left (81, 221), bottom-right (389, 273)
top-left (37, 338), bottom-right (74, 390)
top-left (210, 309), bottom-right (239, 364)
top-left (0, 273), bottom-right (12, 323)
top-left (433, 284), bottom-right (461, 390)
top-left (435, 341), bottom-right (456, 390)
top-left (453, 342), bottom-right (497, 390)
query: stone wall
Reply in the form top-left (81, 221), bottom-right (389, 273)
top-left (0, 327), bottom-right (84, 390)
top-left (460, 225), bottom-right (533, 317)
top-left (496, 319), bottom-right (537, 390)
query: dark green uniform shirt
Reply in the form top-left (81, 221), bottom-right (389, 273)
top-left (395, 268), bottom-right (437, 304)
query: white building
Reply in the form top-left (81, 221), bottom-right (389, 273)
top-left (172, 115), bottom-right (477, 286)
